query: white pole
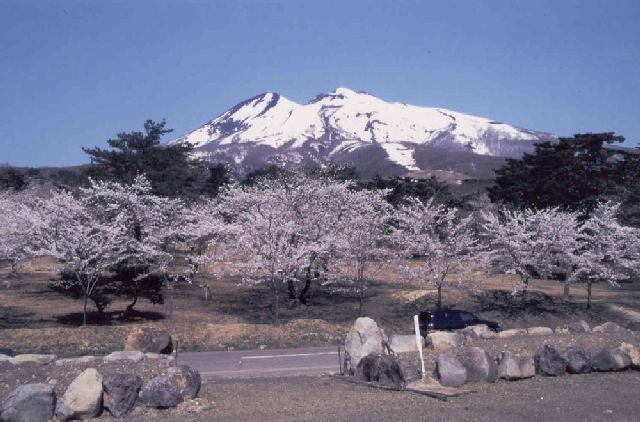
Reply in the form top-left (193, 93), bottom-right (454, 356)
top-left (414, 314), bottom-right (426, 380)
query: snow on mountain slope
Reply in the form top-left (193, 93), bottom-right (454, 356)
top-left (172, 87), bottom-right (553, 174)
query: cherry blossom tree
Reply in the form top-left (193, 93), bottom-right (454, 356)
top-left (480, 207), bottom-right (581, 299)
top-left (80, 175), bottom-right (186, 316)
top-left (217, 176), bottom-right (353, 324)
top-left (394, 198), bottom-right (477, 309)
top-left (570, 202), bottom-right (638, 309)
top-left (0, 190), bottom-right (40, 278)
top-left (332, 188), bottom-right (394, 315)
top-left (33, 189), bottom-right (130, 325)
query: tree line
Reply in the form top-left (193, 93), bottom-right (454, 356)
top-left (1, 172), bottom-right (638, 325)
top-left (0, 121), bottom-right (639, 325)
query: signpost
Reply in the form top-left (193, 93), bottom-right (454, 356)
top-left (414, 314), bottom-right (426, 380)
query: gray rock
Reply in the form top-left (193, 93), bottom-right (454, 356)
top-left (592, 322), bottom-right (625, 333)
top-left (562, 347), bottom-right (592, 374)
top-left (427, 332), bottom-right (464, 351)
top-left (435, 353), bottom-right (467, 388)
top-left (527, 327), bottom-right (554, 336)
top-left (55, 368), bottom-right (103, 421)
top-left (388, 334), bottom-right (423, 353)
top-left (457, 347), bottom-right (497, 383)
top-left (55, 356), bottom-right (97, 366)
top-left (138, 376), bottom-right (183, 408)
top-left (619, 342), bottom-right (640, 368)
top-left (104, 351), bottom-right (145, 362)
top-left (103, 373), bottom-right (143, 417)
top-left (125, 328), bottom-right (173, 354)
top-left (568, 320), bottom-right (591, 333)
top-left (497, 328), bottom-right (526, 339)
top-left (460, 324), bottom-right (492, 339)
top-left (344, 317), bottom-right (386, 375)
top-left (592, 346), bottom-right (632, 371)
top-left (534, 345), bottom-right (567, 376)
top-left (10, 354), bottom-right (56, 365)
top-left (497, 351), bottom-right (535, 380)
top-left (0, 384), bottom-right (55, 422)
top-left (166, 366), bottom-right (201, 399)
top-left (356, 353), bottom-right (406, 390)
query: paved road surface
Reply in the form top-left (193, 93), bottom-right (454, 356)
top-left (179, 346), bottom-right (342, 379)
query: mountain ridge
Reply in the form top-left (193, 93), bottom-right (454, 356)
top-left (171, 87), bottom-right (555, 178)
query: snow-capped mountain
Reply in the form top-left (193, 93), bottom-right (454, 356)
top-left (172, 87), bottom-right (554, 178)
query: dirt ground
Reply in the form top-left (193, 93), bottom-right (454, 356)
top-left (2, 259), bottom-right (640, 421)
top-left (1, 258), bottom-right (640, 356)
top-left (6, 368), bottom-right (640, 421)
top-left (106, 372), bottom-right (640, 421)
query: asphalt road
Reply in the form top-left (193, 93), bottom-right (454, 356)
top-left (179, 346), bottom-right (342, 379)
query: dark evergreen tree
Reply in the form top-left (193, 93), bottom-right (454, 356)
top-left (0, 168), bottom-right (27, 191)
top-left (83, 120), bottom-right (206, 199)
top-left (617, 147), bottom-right (640, 226)
top-left (242, 165), bottom-right (294, 186)
top-left (364, 175), bottom-right (454, 207)
top-left (202, 164), bottom-right (231, 197)
top-left (488, 133), bottom-right (630, 215)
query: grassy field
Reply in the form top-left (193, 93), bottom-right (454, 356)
top-left (1, 258), bottom-right (639, 356)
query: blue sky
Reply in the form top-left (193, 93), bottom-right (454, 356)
top-left (1, 0), bottom-right (638, 167)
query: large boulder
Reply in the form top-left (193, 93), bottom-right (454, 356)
top-left (0, 384), bottom-right (55, 422)
top-left (619, 342), bottom-right (640, 368)
top-left (456, 347), bottom-right (497, 383)
top-left (562, 347), bottom-right (592, 374)
top-left (435, 353), bottom-right (467, 387)
top-left (55, 368), bottom-right (103, 421)
top-left (460, 324), bottom-right (496, 340)
top-left (534, 345), bottom-right (567, 376)
top-left (343, 317), bottom-right (386, 375)
top-left (426, 332), bottom-right (464, 351)
top-left (103, 373), bottom-right (143, 418)
top-left (568, 320), bottom-right (591, 333)
top-left (555, 320), bottom-right (591, 334)
top-left (125, 328), bottom-right (173, 354)
top-left (527, 327), bottom-right (554, 336)
top-left (355, 353), bottom-right (406, 390)
top-left (166, 366), bottom-right (201, 399)
top-left (388, 334), bottom-right (423, 353)
top-left (592, 346), bottom-right (632, 372)
top-left (592, 322), bottom-right (625, 334)
top-left (104, 351), bottom-right (145, 362)
top-left (497, 351), bottom-right (535, 380)
top-left (138, 376), bottom-right (184, 408)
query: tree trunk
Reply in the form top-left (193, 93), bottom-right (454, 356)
top-left (563, 280), bottom-right (571, 300)
top-left (287, 278), bottom-right (297, 300)
top-left (298, 270), bottom-right (312, 305)
top-left (9, 260), bottom-right (18, 279)
top-left (82, 294), bottom-right (89, 326)
top-left (123, 282), bottom-right (139, 318)
top-left (521, 276), bottom-right (529, 301)
top-left (587, 281), bottom-right (593, 310)
top-left (358, 266), bottom-right (365, 316)
top-left (437, 285), bottom-right (442, 309)
top-left (271, 275), bottom-right (280, 326)
top-left (125, 294), bottom-right (138, 315)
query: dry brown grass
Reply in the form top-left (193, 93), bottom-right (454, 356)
top-left (0, 258), bottom-right (639, 356)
